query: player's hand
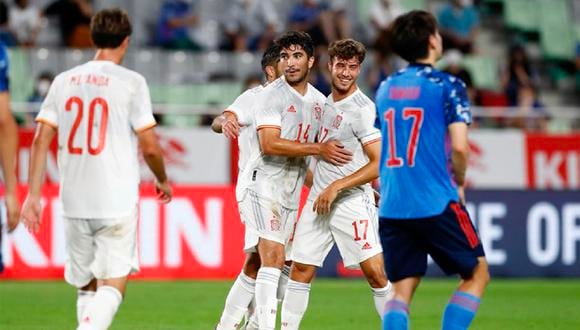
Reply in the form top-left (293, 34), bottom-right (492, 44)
top-left (221, 115), bottom-right (240, 139)
top-left (319, 140), bottom-right (353, 166)
top-left (21, 195), bottom-right (42, 234)
top-left (4, 192), bottom-right (20, 232)
top-left (155, 180), bottom-right (172, 204)
top-left (313, 184), bottom-right (339, 215)
top-left (457, 185), bottom-right (466, 205)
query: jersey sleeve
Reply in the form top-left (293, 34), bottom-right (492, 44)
top-left (353, 104), bottom-right (382, 146)
top-left (444, 77), bottom-right (472, 126)
top-left (130, 76), bottom-right (156, 132)
top-left (224, 90), bottom-right (254, 126)
top-left (35, 77), bottom-right (59, 128)
top-left (0, 45), bottom-right (9, 92)
top-left (255, 89), bottom-right (282, 130)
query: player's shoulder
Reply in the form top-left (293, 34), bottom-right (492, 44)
top-left (420, 66), bottom-right (467, 90)
top-left (107, 63), bottom-right (147, 85)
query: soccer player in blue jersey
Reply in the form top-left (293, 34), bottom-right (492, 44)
top-left (375, 11), bottom-right (490, 330)
top-left (0, 41), bottom-right (20, 273)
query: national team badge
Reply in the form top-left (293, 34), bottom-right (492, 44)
top-left (314, 104), bottom-right (322, 120)
top-left (331, 114), bottom-right (343, 129)
top-left (270, 218), bottom-right (281, 231)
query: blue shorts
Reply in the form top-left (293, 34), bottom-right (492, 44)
top-left (379, 202), bottom-right (485, 282)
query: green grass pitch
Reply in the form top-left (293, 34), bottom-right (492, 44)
top-left (1, 279), bottom-right (580, 329)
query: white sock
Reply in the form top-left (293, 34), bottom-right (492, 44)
top-left (281, 279), bottom-right (311, 330)
top-left (217, 272), bottom-right (256, 329)
top-left (245, 298), bottom-right (258, 330)
top-left (371, 282), bottom-right (394, 319)
top-left (77, 290), bottom-right (96, 325)
top-left (255, 267), bottom-right (281, 330)
top-left (277, 265), bottom-right (291, 302)
top-left (77, 286), bottom-right (122, 330)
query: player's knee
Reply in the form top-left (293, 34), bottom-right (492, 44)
top-left (260, 250), bottom-right (285, 268)
top-left (290, 262), bottom-right (316, 283)
top-left (366, 269), bottom-right (388, 288)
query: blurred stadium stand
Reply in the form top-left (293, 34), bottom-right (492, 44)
top-left (3, 0), bottom-right (579, 130)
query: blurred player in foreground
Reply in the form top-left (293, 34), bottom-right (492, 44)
top-left (375, 10), bottom-right (490, 330)
top-left (281, 38), bottom-right (393, 330)
top-left (21, 8), bottom-right (172, 330)
top-left (213, 43), bottom-right (286, 330)
top-left (0, 40), bottom-right (20, 273)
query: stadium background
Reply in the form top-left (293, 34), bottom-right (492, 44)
top-left (0, 0), bottom-right (579, 329)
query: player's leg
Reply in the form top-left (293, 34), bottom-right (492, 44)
top-left (424, 203), bottom-right (489, 330)
top-left (332, 194), bottom-right (394, 319)
top-left (281, 202), bottom-right (333, 330)
top-left (63, 218), bottom-right (98, 326)
top-left (245, 191), bottom-right (288, 330)
top-left (217, 251), bottom-right (261, 330)
top-left (78, 210), bottom-right (139, 330)
top-left (379, 218), bottom-right (429, 330)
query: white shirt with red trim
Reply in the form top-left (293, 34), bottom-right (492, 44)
top-left (308, 88), bottom-right (381, 201)
top-left (36, 60), bottom-right (156, 219)
top-left (224, 85), bottom-right (263, 202)
top-left (242, 77), bottom-right (325, 210)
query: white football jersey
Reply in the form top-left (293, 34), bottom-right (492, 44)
top-left (242, 77), bottom-right (325, 210)
top-left (224, 85), bottom-right (263, 201)
top-left (36, 61), bottom-right (156, 219)
top-left (309, 88), bottom-right (381, 201)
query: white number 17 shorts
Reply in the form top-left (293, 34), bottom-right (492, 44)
top-left (64, 208), bottom-right (139, 288)
top-left (291, 194), bottom-right (383, 269)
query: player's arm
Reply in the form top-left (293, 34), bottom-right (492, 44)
top-left (313, 140), bottom-right (381, 214)
top-left (304, 168), bottom-right (314, 188)
top-left (258, 127), bottom-right (352, 165)
top-left (449, 122), bottom-right (469, 204)
top-left (21, 123), bottom-right (56, 233)
top-left (0, 91), bottom-right (19, 231)
top-left (137, 127), bottom-right (172, 204)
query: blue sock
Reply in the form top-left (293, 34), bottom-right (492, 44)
top-left (382, 299), bottom-right (409, 330)
top-left (442, 291), bottom-right (481, 330)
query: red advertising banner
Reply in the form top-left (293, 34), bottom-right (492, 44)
top-left (1, 185), bottom-right (245, 280)
top-left (525, 134), bottom-right (580, 189)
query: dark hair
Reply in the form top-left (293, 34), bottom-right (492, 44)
top-left (387, 10), bottom-right (438, 63)
top-left (328, 39), bottom-right (367, 64)
top-left (275, 31), bottom-right (314, 57)
top-left (90, 8), bottom-right (132, 49)
top-left (261, 43), bottom-right (280, 70)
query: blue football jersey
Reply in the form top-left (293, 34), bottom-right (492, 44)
top-left (0, 44), bottom-right (8, 92)
top-left (375, 63), bottom-right (471, 219)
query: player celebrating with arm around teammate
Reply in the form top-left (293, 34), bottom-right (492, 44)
top-left (243, 31), bottom-right (353, 330)
top-left (21, 8), bottom-right (172, 330)
top-left (376, 11), bottom-right (489, 330)
top-left (280, 39), bottom-right (393, 330)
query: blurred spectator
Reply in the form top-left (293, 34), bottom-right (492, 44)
top-left (243, 74), bottom-right (262, 89)
top-left (222, 0), bottom-right (278, 52)
top-left (287, 0), bottom-right (334, 46)
top-left (26, 71), bottom-right (53, 126)
top-left (368, 0), bottom-right (403, 43)
top-left (502, 44), bottom-right (546, 131)
top-left (576, 43), bottom-right (580, 93)
top-left (309, 51), bottom-right (331, 96)
top-left (437, 0), bottom-right (479, 54)
top-left (9, 0), bottom-right (42, 47)
top-left (44, 0), bottom-right (92, 48)
top-left (442, 50), bottom-right (475, 102)
top-left (324, 0), bottom-right (351, 41)
top-left (0, 1), bottom-right (17, 46)
top-left (155, 0), bottom-right (202, 51)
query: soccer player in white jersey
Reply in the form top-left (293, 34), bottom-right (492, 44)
top-left (281, 39), bottom-right (393, 329)
top-left (213, 43), bottom-right (287, 330)
top-left (20, 9), bottom-right (172, 330)
top-left (240, 31), bottom-right (354, 330)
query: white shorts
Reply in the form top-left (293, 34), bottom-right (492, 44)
top-left (291, 194), bottom-right (382, 269)
top-left (64, 208), bottom-right (139, 288)
top-left (238, 190), bottom-right (297, 259)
